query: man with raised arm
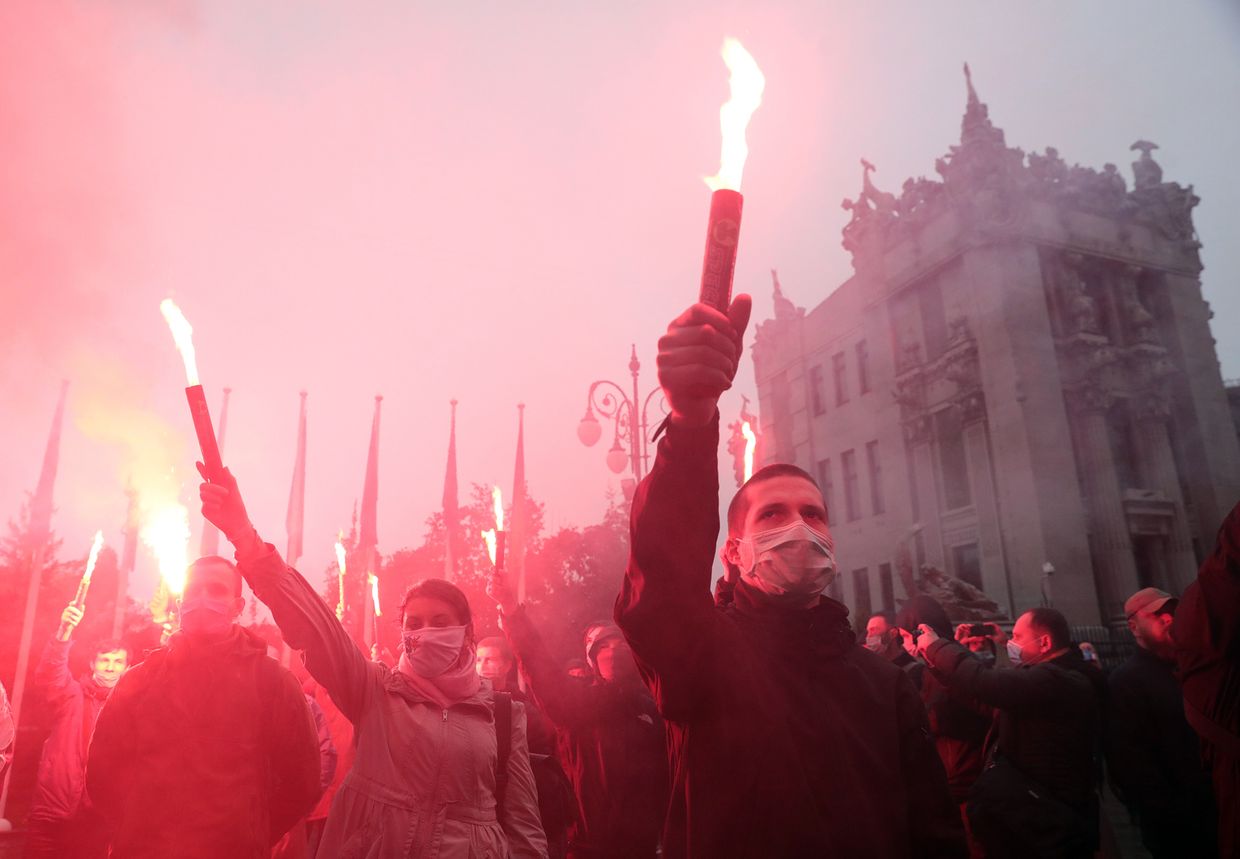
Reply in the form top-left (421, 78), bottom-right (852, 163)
top-left (25, 604), bottom-right (128, 859)
top-left (615, 295), bottom-right (964, 858)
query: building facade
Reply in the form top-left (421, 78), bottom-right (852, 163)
top-left (751, 70), bottom-right (1240, 627)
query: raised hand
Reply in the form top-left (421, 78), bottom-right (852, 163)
top-left (198, 463), bottom-right (255, 545)
top-left (56, 604), bottom-right (84, 642)
top-left (657, 295), bottom-right (752, 428)
top-left (486, 570), bottom-right (519, 617)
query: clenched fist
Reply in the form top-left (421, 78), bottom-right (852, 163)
top-left (657, 295), bottom-right (752, 428)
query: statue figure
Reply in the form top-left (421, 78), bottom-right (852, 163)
top-left (860, 159), bottom-right (898, 215)
top-left (1059, 257), bottom-right (1101, 335)
top-left (841, 195), bottom-right (870, 228)
top-left (1130, 140), bottom-right (1163, 190)
top-left (1100, 163), bottom-right (1127, 207)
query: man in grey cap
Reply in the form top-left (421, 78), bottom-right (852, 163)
top-left (1106, 587), bottom-right (1217, 857)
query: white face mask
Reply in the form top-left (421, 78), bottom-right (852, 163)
top-left (864, 634), bottom-right (884, 652)
top-left (402, 625), bottom-right (468, 677)
top-left (1006, 639), bottom-right (1024, 665)
top-left (736, 520), bottom-right (837, 606)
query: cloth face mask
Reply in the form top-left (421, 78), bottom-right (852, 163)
top-left (402, 625), bottom-right (468, 677)
top-left (179, 596), bottom-right (234, 636)
top-left (737, 520), bottom-right (837, 605)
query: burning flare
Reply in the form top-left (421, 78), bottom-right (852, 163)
top-left (84, 530), bottom-right (105, 582)
top-left (334, 535), bottom-right (347, 620)
top-left (141, 505), bottom-right (191, 596)
top-left (742, 420), bottom-right (757, 482)
top-left (704, 38), bottom-right (766, 193)
top-left (482, 485), bottom-right (504, 566)
top-left (369, 574), bottom-right (382, 617)
top-left (159, 299), bottom-right (200, 387)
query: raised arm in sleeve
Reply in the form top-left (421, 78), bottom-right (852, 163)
top-left (502, 606), bottom-right (594, 729)
top-left (923, 640), bottom-right (1076, 714)
top-left (499, 702), bottom-right (550, 859)
top-left (264, 665), bottom-right (324, 844)
top-left (237, 540), bottom-right (375, 723)
top-left (614, 418), bottom-right (729, 720)
top-left (34, 638), bottom-right (77, 713)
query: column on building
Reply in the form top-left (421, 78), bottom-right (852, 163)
top-left (1067, 385), bottom-right (1142, 626)
top-left (958, 392), bottom-right (1013, 617)
top-left (1130, 394), bottom-right (1198, 593)
top-left (903, 414), bottom-right (946, 571)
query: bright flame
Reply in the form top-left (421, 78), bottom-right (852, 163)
top-left (704, 38), bottom-right (766, 193)
top-left (742, 420), bottom-right (757, 482)
top-left (492, 486), bottom-right (504, 531)
top-left (83, 530), bottom-right (104, 582)
top-left (334, 535), bottom-right (347, 620)
top-left (141, 505), bottom-right (191, 595)
top-left (159, 299), bottom-right (200, 386)
top-left (482, 529), bottom-right (497, 566)
top-left (369, 573), bottom-right (381, 617)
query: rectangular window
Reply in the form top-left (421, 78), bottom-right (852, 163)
top-left (866, 440), bottom-right (885, 515)
top-left (852, 568), bottom-right (872, 627)
top-left (842, 449), bottom-right (861, 521)
top-left (856, 340), bottom-right (871, 395)
top-left (935, 409), bottom-right (972, 509)
top-left (878, 563), bottom-right (895, 612)
top-left (832, 352), bottom-right (848, 405)
top-left (809, 365), bottom-right (826, 416)
top-left (920, 280), bottom-right (949, 361)
top-left (817, 458), bottom-right (834, 526)
top-left (951, 543), bottom-right (983, 590)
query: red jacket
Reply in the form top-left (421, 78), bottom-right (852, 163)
top-left (1175, 500), bottom-right (1240, 857)
top-left (29, 638), bottom-right (110, 822)
top-left (86, 625), bottom-right (321, 859)
top-left (615, 419), bottom-right (965, 858)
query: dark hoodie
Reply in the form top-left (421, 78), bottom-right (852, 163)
top-left (87, 625), bottom-right (321, 859)
top-left (896, 598), bottom-right (991, 804)
top-left (616, 418), bottom-right (965, 858)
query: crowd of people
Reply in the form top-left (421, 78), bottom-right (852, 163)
top-left (1, 294), bottom-right (1236, 858)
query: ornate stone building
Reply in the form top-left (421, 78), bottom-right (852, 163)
top-left (751, 67), bottom-right (1240, 627)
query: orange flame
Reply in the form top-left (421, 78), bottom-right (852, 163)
top-left (704, 38), bottom-right (766, 193)
top-left (482, 529), bottom-right (497, 566)
top-left (159, 299), bottom-right (200, 386)
top-left (369, 573), bottom-right (381, 617)
top-left (742, 420), bottom-right (757, 482)
top-left (83, 530), bottom-right (104, 583)
top-left (141, 505), bottom-right (191, 595)
top-left (334, 534), bottom-right (347, 620)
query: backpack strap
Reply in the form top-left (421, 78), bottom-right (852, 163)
top-left (493, 691), bottom-right (513, 812)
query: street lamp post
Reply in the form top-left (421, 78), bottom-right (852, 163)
top-left (577, 345), bottom-right (666, 484)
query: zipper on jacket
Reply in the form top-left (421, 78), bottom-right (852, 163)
top-left (442, 708), bottom-right (448, 722)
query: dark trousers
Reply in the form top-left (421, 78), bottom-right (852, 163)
top-left (23, 809), bottom-right (110, 859)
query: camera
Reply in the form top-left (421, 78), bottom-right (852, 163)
top-left (967, 623), bottom-right (995, 638)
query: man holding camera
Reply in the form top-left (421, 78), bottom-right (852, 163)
top-left (917, 607), bottom-right (1102, 859)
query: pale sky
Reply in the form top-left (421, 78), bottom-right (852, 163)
top-left (3, 0), bottom-right (1238, 598)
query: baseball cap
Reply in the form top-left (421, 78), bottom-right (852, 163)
top-left (1124, 587), bottom-right (1175, 619)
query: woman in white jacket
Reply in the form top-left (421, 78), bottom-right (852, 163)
top-left (200, 466), bottom-right (548, 859)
